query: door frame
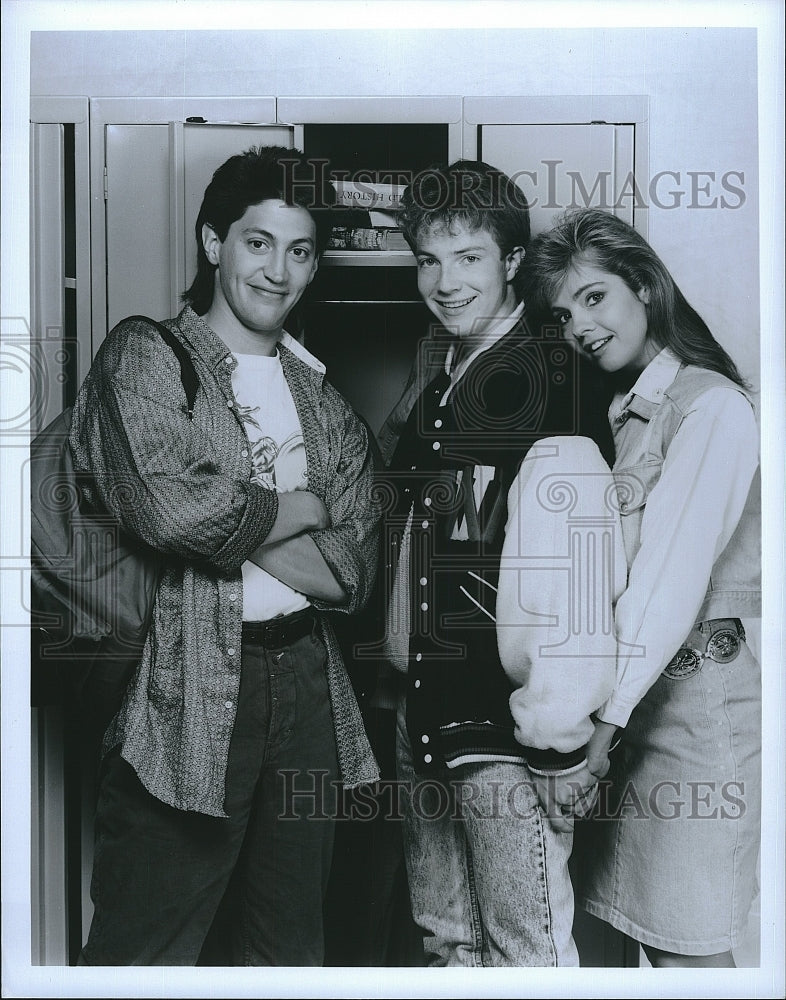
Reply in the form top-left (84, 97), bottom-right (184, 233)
top-left (29, 96), bottom-right (92, 966)
top-left (89, 97), bottom-right (279, 351)
top-left (30, 97), bottom-right (92, 392)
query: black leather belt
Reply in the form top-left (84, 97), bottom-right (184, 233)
top-left (664, 618), bottom-right (746, 679)
top-left (242, 608), bottom-right (317, 648)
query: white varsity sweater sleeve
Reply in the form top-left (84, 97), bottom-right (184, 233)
top-left (496, 436), bottom-right (627, 756)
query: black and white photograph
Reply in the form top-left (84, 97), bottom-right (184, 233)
top-left (2, 2), bottom-right (784, 997)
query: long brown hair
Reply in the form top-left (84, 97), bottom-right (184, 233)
top-left (521, 209), bottom-right (748, 387)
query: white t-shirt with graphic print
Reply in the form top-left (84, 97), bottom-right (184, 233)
top-left (232, 351), bottom-right (310, 620)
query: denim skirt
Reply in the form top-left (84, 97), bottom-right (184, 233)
top-left (575, 632), bottom-right (761, 956)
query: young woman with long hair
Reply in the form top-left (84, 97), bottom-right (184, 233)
top-left (522, 209), bottom-right (761, 968)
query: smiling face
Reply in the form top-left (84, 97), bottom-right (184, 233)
top-left (414, 221), bottom-right (523, 345)
top-left (202, 199), bottom-right (318, 354)
top-left (549, 255), bottom-right (658, 374)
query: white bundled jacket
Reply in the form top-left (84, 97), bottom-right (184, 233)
top-left (496, 436), bottom-right (627, 757)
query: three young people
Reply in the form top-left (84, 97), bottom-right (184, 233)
top-left (72, 141), bottom-right (761, 968)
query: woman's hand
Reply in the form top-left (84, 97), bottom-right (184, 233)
top-left (586, 720), bottom-right (619, 779)
top-left (532, 764), bottom-right (599, 834)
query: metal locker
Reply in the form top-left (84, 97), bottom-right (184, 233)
top-left (104, 120), bottom-right (293, 332)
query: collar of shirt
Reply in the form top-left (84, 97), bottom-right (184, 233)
top-left (177, 305), bottom-right (326, 378)
top-left (440, 301), bottom-right (526, 406)
top-left (178, 305), bottom-right (237, 372)
top-left (279, 330), bottom-right (326, 376)
top-left (609, 346), bottom-right (682, 424)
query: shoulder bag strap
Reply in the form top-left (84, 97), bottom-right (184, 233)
top-left (124, 315), bottom-right (200, 420)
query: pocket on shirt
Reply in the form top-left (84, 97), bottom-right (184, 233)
top-left (612, 461), bottom-right (663, 563)
top-left (612, 460), bottom-right (663, 518)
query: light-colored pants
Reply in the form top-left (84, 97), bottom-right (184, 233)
top-left (396, 700), bottom-right (579, 967)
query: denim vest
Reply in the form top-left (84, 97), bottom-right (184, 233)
top-left (613, 365), bottom-right (761, 622)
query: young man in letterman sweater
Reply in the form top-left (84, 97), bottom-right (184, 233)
top-left (378, 161), bottom-right (624, 966)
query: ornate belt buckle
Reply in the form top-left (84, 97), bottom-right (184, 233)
top-left (706, 628), bottom-right (741, 664)
top-left (664, 646), bottom-right (704, 679)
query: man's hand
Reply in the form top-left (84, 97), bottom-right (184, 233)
top-left (586, 720), bottom-right (619, 780)
top-left (531, 764), bottom-right (599, 834)
top-left (262, 490), bottom-right (330, 545)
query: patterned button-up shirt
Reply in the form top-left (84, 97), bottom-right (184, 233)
top-left (69, 306), bottom-right (380, 816)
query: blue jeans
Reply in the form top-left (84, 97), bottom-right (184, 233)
top-left (396, 700), bottom-right (578, 967)
top-left (81, 625), bottom-right (338, 966)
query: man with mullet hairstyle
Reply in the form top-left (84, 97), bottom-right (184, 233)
top-left (70, 145), bottom-right (379, 966)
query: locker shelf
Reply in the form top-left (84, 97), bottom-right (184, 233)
top-left (321, 250), bottom-right (415, 267)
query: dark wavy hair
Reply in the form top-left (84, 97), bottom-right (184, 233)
top-left (398, 160), bottom-right (530, 262)
top-left (521, 208), bottom-right (747, 387)
top-left (182, 145), bottom-right (336, 315)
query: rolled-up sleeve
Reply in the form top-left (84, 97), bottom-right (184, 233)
top-left (69, 319), bottom-right (278, 574)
